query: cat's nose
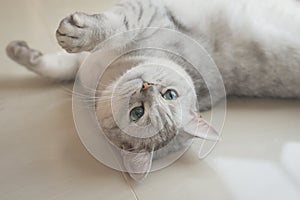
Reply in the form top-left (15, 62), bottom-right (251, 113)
top-left (142, 82), bottom-right (153, 90)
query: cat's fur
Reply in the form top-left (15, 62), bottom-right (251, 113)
top-left (6, 0), bottom-right (300, 181)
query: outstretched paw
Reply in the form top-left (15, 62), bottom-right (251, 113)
top-left (56, 12), bottom-right (101, 53)
top-left (6, 40), bottom-right (42, 68)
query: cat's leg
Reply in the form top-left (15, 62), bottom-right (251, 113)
top-left (6, 41), bottom-right (89, 81)
top-left (56, 0), bottom-right (168, 53)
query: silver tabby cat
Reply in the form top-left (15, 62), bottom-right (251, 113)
top-left (6, 0), bottom-right (300, 181)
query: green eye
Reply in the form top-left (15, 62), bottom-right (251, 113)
top-left (130, 106), bottom-right (144, 121)
top-left (163, 89), bottom-right (178, 100)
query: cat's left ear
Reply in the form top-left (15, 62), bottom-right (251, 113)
top-left (183, 113), bottom-right (220, 141)
top-left (121, 149), bottom-right (153, 182)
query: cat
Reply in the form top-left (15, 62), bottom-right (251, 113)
top-left (6, 0), bottom-right (300, 181)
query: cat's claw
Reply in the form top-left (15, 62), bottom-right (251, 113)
top-left (56, 12), bottom-right (99, 53)
top-left (6, 40), bottom-right (42, 68)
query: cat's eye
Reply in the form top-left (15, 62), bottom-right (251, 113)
top-left (162, 89), bottom-right (178, 100)
top-left (130, 106), bottom-right (144, 121)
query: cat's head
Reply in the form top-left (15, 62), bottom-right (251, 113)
top-left (96, 59), bottom-right (218, 181)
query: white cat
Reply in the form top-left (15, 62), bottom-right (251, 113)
top-left (6, 0), bottom-right (300, 181)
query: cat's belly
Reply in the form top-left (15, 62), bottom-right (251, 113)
top-left (214, 53), bottom-right (300, 98)
top-left (164, 0), bottom-right (300, 99)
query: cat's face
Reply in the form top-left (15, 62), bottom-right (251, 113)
top-left (97, 62), bottom-right (196, 150)
top-left (96, 61), bottom-right (218, 181)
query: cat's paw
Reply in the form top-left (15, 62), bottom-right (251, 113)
top-left (56, 12), bottom-right (100, 53)
top-left (6, 40), bottom-right (42, 68)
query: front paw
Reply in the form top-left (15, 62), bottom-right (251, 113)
top-left (56, 12), bottom-right (100, 53)
top-left (6, 40), bottom-right (42, 68)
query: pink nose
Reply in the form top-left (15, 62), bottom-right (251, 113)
top-left (142, 82), bottom-right (152, 90)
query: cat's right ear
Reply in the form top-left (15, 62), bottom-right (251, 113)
top-left (183, 113), bottom-right (220, 141)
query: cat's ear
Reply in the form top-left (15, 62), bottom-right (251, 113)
top-left (121, 149), bottom-right (153, 182)
top-left (183, 113), bottom-right (220, 141)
